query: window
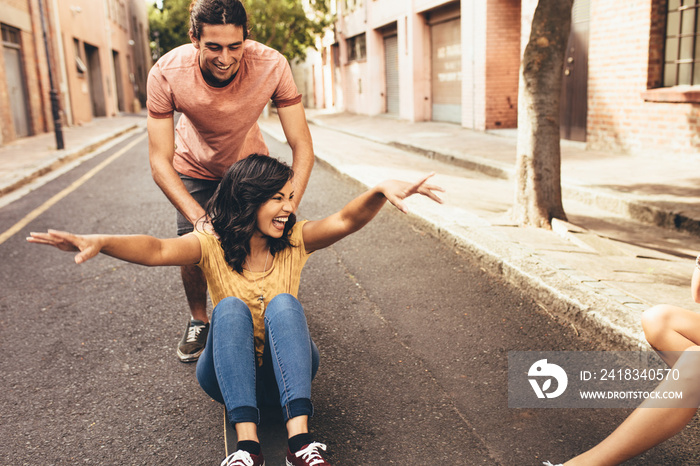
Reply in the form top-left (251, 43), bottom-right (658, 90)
top-left (346, 33), bottom-right (366, 62)
top-left (2, 24), bottom-right (20, 45)
top-left (663, 0), bottom-right (700, 86)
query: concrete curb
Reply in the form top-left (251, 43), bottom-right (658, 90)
top-left (562, 183), bottom-right (700, 237)
top-left (260, 120), bottom-right (649, 351)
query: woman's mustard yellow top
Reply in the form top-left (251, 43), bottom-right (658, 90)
top-left (193, 220), bottom-right (312, 364)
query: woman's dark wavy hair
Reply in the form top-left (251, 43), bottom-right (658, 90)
top-left (204, 154), bottom-right (296, 273)
top-left (189, 0), bottom-right (249, 40)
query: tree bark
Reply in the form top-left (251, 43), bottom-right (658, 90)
top-left (513, 0), bottom-right (573, 228)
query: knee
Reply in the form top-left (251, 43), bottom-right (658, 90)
top-left (266, 294), bottom-right (303, 319)
top-left (268, 293), bottom-right (299, 307)
top-left (641, 304), bottom-right (675, 346)
top-left (212, 297), bottom-right (251, 322)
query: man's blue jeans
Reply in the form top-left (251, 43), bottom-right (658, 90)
top-left (196, 294), bottom-right (319, 424)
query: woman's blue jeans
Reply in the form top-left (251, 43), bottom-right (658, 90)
top-left (196, 294), bottom-right (319, 425)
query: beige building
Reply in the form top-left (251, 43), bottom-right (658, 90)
top-left (308, 0), bottom-right (521, 132)
top-left (0, 0), bottom-right (151, 145)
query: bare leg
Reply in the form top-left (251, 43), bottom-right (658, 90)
top-left (181, 264), bottom-right (209, 323)
top-left (235, 422), bottom-right (259, 443)
top-left (642, 304), bottom-right (700, 365)
top-left (565, 349), bottom-right (700, 465)
top-left (563, 305), bottom-right (700, 465)
top-left (287, 415), bottom-right (309, 438)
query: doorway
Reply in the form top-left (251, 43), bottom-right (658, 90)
top-left (85, 42), bottom-right (106, 117)
top-left (2, 24), bottom-right (31, 137)
top-left (560, 0), bottom-right (590, 142)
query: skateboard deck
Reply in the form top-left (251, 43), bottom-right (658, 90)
top-left (224, 409), bottom-right (236, 457)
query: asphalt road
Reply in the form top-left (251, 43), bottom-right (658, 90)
top-left (2, 131), bottom-right (699, 465)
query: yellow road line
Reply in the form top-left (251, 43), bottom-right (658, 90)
top-left (0, 132), bottom-right (147, 246)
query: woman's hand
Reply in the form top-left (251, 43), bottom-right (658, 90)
top-left (302, 173), bottom-right (445, 253)
top-left (27, 230), bottom-right (102, 264)
top-left (379, 173), bottom-right (445, 213)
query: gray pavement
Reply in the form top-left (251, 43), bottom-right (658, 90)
top-left (3, 109), bottom-right (699, 351)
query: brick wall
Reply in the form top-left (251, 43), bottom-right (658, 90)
top-left (0, 0), bottom-right (47, 143)
top-left (21, 26), bottom-right (47, 136)
top-left (0, 0), bottom-right (53, 143)
top-left (27, 0), bottom-right (51, 135)
top-left (485, 0), bottom-right (520, 129)
top-left (587, 0), bottom-right (700, 156)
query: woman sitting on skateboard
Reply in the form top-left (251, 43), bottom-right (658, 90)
top-left (28, 154), bottom-right (443, 466)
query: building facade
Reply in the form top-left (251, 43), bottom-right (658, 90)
top-left (303, 0), bottom-right (700, 157)
top-left (0, 0), bottom-right (151, 146)
top-left (318, 0), bottom-right (523, 130)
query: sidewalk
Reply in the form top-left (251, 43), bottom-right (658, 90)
top-left (2, 109), bottom-right (698, 350)
top-left (0, 113), bottom-right (147, 201)
top-left (259, 110), bottom-right (700, 350)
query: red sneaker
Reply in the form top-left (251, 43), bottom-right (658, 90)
top-left (286, 442), bottom-right (331, 466)
top-left (221, 449), bottom-right (265, 466)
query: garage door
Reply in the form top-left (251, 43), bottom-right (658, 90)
top-left (384, 34), bottom-right (399, 115)
top-left (431, 17), bottom-right (462, 123)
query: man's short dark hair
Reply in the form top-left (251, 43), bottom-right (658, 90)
top-left (189, 0), bottom-right (249, 40)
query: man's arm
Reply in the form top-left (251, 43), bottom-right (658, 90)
top-left (277, 102), bottom-right (314, 210)
top-left (147, 115), bottom-right (206, 225)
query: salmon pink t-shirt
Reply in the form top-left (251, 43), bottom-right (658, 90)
top-left (147, 41), bottom-right (302, 180)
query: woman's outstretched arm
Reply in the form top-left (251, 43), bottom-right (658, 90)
top-left (302, 173), bottom-right (444, 253)
top-left (27, 229), bottom-right (201, 266)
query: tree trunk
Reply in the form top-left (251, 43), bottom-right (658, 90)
top-left (513, 0), bottom-right (573, 228)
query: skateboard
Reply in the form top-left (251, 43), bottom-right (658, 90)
top-left (224, 408), bottom-right (236, 457)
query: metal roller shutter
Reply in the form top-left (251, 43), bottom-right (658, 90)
top-left (384, 34), bottom-right (399, 115)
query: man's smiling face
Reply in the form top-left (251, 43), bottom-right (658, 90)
top-left (190, 23), bottom-right (245, 87)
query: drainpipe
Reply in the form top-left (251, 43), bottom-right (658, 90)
top-left (37, 0), bottom-right (64, 149)
top-left (51, 0), bottom-right (72, 125)
top-left (103, 0), bottom-right (118, 115)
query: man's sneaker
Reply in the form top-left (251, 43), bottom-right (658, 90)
top-left (286, 442), bottom-right (331, 466)
top-left (220, 449), bottom-right (265, 466)
top-left (177, 319), bottom-right (209, 363)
